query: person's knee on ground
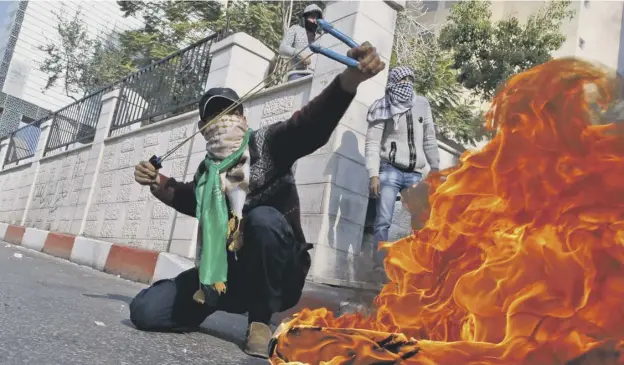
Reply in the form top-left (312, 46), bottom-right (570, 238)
top-left (129, 269), bottom-right (214, 332)
top-left (129, 281), bottom-right (178, 331)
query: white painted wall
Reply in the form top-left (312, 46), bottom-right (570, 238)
top-left (575, 0), bottom-right (624, 73)
top-left (0, 162), bottom-right (36, 224)
top-left (3, 1), bottom-right (142, 111)
top-left (0, 20), bottom-right (461, 287)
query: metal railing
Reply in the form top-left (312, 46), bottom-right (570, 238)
top-left (44, 87), bottom-right (112, 155)
top-left (110, 32), bottom-right (225, 133)
top-left (0, 30), bottom-right (231, 161)
top-left (3, 116), bottom-right (51, 166)
top-left (40, 30), bottom-right (229, 155)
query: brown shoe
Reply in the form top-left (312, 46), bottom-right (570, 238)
top-left (243, 322), bottom-right (272, 359)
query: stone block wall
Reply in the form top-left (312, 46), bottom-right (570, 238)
top-left (0, 19), bottom-right (463, 287)
top-left (26, 146), bottom-right (91, 234)
top-left (83, 115), bottom-right (196, 252)
top-left (0, 162), bottom-right (35, 223)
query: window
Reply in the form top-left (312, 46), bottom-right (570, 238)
top-left (444, 1), bottom-right (459, 9)
top-left (19, 115), bottom-right (35, 129)
top-left (16, 115), bottom-right (40, 156)
top-left (422, 1), bottom-right (438, 12)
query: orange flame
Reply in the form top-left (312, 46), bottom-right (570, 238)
top-left (270, 58), bottom-right (624, 365)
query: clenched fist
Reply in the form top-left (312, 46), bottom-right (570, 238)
top-left (339, 41), bottom-right (386, 93)
top-left (134, 161), bottom-right (160, 189)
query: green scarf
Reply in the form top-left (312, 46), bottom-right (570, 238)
top-left (194, 129), bottom-right (250, 294)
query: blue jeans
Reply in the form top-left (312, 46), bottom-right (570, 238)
top-left (372, 162), bottom-right (422, 268)
top-left (287, 73), bottom-right (310, 81)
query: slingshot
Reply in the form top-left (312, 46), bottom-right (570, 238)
top-left (149, 18), bottom-right (361, 170)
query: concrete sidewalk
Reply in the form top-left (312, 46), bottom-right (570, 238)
top-left (0, 222), bottom-right (378, 325)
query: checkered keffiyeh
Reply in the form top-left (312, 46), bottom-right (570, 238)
top-left (367, 66), bottom-right (415, 129)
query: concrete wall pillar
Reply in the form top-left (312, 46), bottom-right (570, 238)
top-left (76, 89), bottom-right (120, 235)
top-left (205, 32), bottom-right (275, 98)
top-left (19, 120), bottom-right (53, 225)
top-left (296, 1), bottom-right (403, 287)
top-left (0, 138), bottom-right (8, 170)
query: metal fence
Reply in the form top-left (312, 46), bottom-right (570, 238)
top-left (110, 32), bottom-right (224, 133)
top-left (1, 30), bottom-right (229, 162)
top-left (43, 87), bottom-right (112, 155)
top-left (3, 116), bottom-right (51, 166)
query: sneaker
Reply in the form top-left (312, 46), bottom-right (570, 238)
top-left (243, 322), bottom-right (272, 359)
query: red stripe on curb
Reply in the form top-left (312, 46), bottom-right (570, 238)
top-left (4, 225), bottom-right (25, 245)
top-left (42, 232), bottom-right (76, 260)
top-left (104, 244), bottom-right (159, 284)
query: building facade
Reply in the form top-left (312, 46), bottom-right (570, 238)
top-left (0, 1), bottom-right (141, 138)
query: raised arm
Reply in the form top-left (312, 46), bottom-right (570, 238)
top-left (268, 41), bottom-right (386, 167)
top-left (423, 101), bottom-right (440, 171)
top-left (365, 120), bottom-right (385, 178)
top-left (268, 75), bottom-right (356, 167)
top-left (151, 174), bottom-right (197, 217)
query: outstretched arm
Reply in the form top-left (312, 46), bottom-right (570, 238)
top-left (134, 161), bottom-right (197, 217)
top-left (150, 175), bottom-right (197, 217)
top-left (268, 75), bottom-right (356, 167)
top-left (268, 41), bottom-right (386, 168)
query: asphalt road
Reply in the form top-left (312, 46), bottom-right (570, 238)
top-left (0, 242), bottom-right (268, 365)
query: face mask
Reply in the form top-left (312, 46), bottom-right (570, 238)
top-left (304, 20), bottom-right (318, 32)
top-left (203, 114), bottom-right (248, 159)
top-left (388, 81), bottom-right (414, 103)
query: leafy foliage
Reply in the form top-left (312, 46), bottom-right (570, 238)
top-left (40, 1), bottom-right (331, 101)
top-left (38, 7), bottom-right (97, 99)
top-left (391, 7), bottom-right (485, 145)
top-left (439, 0), bottom-right (575, 100)
top-left (38, 6), bottom-right (135, 99)
top-left (391, 0), bottom-right (573, 145)
top-left (115, 1), bottom-right (326, 55)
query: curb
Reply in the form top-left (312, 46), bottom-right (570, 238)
top-left (0, 223), bottom-right (354, 324)
top-left (0, 223), bottom-right (186, 284)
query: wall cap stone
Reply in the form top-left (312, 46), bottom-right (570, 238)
top-left (211, 32), bottom-right (275, 62)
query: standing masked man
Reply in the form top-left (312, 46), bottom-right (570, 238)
top-left (279, 4), bottom-right (324, 81)
top-left (365, 66), bottom-right (441, 275)
top-left (129, 42), bottom-right (385, 359)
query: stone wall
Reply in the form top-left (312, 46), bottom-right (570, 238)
top-left (26, 146), bottom-right (90, 233)
top-left (84, 116), bottom-right (196, 252)
top-left (0, 162), bottom-right (35, 224)
top-left (0, 19), bottom-right (462, 287)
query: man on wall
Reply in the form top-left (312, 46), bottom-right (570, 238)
top-left (279, 4), bottom-right (324, 81)
top-left (365, 66), bottom-right (441, 276)
top-left (129, 42), bottom-right (385, 359)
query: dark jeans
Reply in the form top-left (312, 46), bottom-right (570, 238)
top-left (129, 206), bottom-right (310, 331)
top-left (287, 72), bottom-right (311, 82)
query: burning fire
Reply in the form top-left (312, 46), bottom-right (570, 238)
top-left (270, 58), bottom-right (624, 365)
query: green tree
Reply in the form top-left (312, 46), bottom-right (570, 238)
top-left (439, 0), bottom-right (575, 100)
top-left (116, 0), bottom-right (224, 65)
top-left (38, 6), bottom-right (134, 99)
top-left (115, 1), bottom-right (318, 61)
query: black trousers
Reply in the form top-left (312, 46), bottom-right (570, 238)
top-left (129, 206), bottom-right (309, 331)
